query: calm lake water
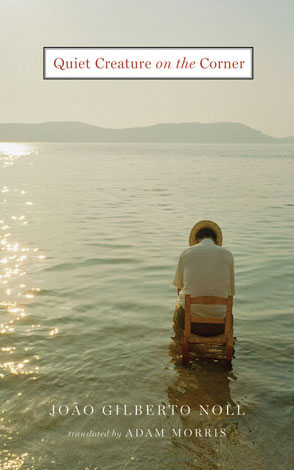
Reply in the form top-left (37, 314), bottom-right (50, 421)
top-left (0, 142), bottom-right (293, 470)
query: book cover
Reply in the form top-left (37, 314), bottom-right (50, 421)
top-left (0, 1), bottom-right (293, 469)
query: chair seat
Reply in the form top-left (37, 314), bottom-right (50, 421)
top-left (187, 333), bottom-right (226, 344)
top-left (181, 294), bottom-right (234, 362)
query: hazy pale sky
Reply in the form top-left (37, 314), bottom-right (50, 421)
top-left (0, 0), bottom-right (293, 137)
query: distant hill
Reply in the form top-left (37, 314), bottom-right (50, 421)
top-left (0, 121), bottom-right (293, 143)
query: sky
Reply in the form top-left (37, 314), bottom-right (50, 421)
top-left (0, 0), bottom-right (293, 137)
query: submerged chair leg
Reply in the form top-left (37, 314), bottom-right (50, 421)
top-left (182, 337), bottom-right (189, 365)
top-left (225, 336), bottom-right (234, 361)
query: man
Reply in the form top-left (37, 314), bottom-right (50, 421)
top-left (173, 220), bottom-right (235, 337)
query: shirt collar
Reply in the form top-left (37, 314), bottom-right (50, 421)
top-left (199, 238), bottom-right (215, 245)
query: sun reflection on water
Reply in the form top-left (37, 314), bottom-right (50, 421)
top-left (0, 452), bottom-right (27, 470)
top-left (0, 143), bottom-right (37, 167)
top-left (0, 173), bottom-right (47, 382)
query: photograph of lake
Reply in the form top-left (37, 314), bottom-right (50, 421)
top-left (0, 142), bottom-right (293, 470)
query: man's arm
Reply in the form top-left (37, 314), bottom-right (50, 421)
top-left (228, 254), bottom-right (235, 311)
top-left (229, 254), bottom-right (235, 297)
top-left (173, 253), bottom-right (184, 295)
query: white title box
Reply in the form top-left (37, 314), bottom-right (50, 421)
top-left (43, 47), bottom-right (253, 80)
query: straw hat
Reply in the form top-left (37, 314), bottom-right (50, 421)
top-left (189, 220), bottom-right (223, 246)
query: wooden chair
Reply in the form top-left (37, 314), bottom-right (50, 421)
top-left (182, 294), bottom-right (234, 364)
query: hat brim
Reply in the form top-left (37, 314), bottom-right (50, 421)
top-left (189, 220), bottom-right (223, 246)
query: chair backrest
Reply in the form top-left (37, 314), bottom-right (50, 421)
top-left (184, 295), bottom-right (233, 337)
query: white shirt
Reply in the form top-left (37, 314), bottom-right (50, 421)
top-left (173, 238), bottom-right (235, 317)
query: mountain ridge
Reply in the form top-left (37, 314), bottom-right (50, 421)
top-left (0, 121), bottom-right (293, 143)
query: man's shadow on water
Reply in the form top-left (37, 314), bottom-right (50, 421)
top-left (165, 334), bottom-right (245, 470)
top-left (167, 321), bottom-right (237, 410)
top-left (164, 325), bottom-right (265, 470)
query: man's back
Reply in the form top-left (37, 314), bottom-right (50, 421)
top-left (173, 238), bottom-right (235, 317)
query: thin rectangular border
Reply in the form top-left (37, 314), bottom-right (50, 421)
top-left (43, 47), bottom-right (254, 80)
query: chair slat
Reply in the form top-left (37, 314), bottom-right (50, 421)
top-left (190, 315), bottom-right (225, 324)
top-left (188, 334), bottom-right (226, 344)
top-left (190, 296), bottom-right (227, 305)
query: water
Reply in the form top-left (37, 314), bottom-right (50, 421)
top-left (0, 142), bottom-right (293, 470)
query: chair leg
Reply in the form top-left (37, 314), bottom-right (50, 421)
top-left (182, 337), bottom-right (189, 365)
top-left (225, 336), bottom-right (234, 361)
